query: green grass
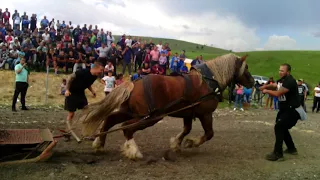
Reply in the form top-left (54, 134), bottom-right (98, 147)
top-left (114, 35), bottom-right (319, 89)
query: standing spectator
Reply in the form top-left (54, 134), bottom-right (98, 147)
top-left (22, 16), bottom-right (30, 29)
top-left (297, 79), bottom-right (307, 112)
top-left (95, 42), bottom-right (110, 66)
top-left (125, 35), bottom-right (132, 48)
top-left (0, 9), bottom-right (3, 24)
top-left (170, 52), bottom-right (179, 73)
top-left (121, 45), bottom-right (132, 76)
top-left (61, 79), bottom-right (67, 95)
top-left (101, 70), bottom-right (116, 96)
top-left (133, 43), bottom-right (143, 72)
top-left (233, 84), bottom-right (244, 111)
top-left (106, 31), bottom-right (114, 47)
top-left (150, 46), bottom-right (160, 67)
top-left (243, 87), bottom-right (252, 104)
top-left (254, 81), bottom-right (263, 106)
top-left (158, 51), bottom-right (167, 74)
top-left (312, 83), bottom-right (320, 113)
top-left (40, 16), bottom-right (49, 29)
top-left (30, 14), bottom-right (37, 32)
top-left (265, 77), bottom-right (275, 109)
top-left (273, 96), bottom-right (279, 110)
top-left (12, 58), bottom-right (29, 111)
top-left (3, 8), bottom-right (10, 24)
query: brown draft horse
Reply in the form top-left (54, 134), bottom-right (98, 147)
top-left (80, 53), bottom-right (255, 160)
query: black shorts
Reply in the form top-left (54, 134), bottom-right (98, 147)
top-left (64, 94), bottom-right (88, 112)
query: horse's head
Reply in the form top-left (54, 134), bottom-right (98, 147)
top-left (234, 54), bottom-right (255, 88)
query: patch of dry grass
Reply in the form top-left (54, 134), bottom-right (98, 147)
top-left (0, 70), bottom-right (130, 107)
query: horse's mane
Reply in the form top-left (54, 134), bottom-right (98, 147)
top-left (204, 53), bottom-right (246, 89)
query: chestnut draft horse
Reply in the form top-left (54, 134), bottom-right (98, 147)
top-left (80, 53), bottom-right (255, 160)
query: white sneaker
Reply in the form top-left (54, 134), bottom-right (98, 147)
top-left (233, 108), bottom-right (237, 111)
top-left (240, 108), bottom-right (244, 111)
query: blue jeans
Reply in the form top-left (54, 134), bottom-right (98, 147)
top-left (234, 94), bottom-right (243, 108)
top-left (274, 97), bottom-right (279, 110)
top-left (244, 93), bottom-right (251, 103)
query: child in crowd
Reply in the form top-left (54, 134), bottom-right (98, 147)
top-left (60, 78), bottom-right (66, 95)
top-left (159, 51), bottom-right (167, 74)
top-left (180, 62), bottom-right (189, 74)
top-left (101, 70), bottom-right (116, 96)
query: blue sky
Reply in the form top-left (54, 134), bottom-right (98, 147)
top-left (2, 0), bottom-right (319, 51)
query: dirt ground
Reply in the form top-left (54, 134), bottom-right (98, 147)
top-left (0, 106), bottom-right (320, 180)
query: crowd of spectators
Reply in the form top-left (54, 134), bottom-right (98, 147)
top-left (0, 8), bottom-right (206, 81)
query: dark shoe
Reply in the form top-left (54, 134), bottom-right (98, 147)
top-left (21, 107), bottom-right (29, 110)
top-left (265, 152), bottom-right (284, 161)
top-left (12, 108), bottom-right (17, 112)
top-left (284, 148), bottom-right (298, 155)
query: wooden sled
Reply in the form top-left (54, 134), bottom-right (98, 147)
top-left (0, 129), bottom-right (57, 165)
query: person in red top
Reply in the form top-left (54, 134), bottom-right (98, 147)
top-left (3, 8), bottom-right (10, 24)
top-left (151, 63), bottom-right (164, 75)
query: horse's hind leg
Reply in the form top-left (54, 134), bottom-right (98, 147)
top-left (183, 113), bottom-right (214, 148)
top-left (170, 117), bottom-right (193, 152)
top-left (92, 110), bottom-right (132, 152)
top-left (121, 117), bottom-right (162, 160)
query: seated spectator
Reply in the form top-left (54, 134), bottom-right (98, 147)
top-left (73, 43), bottom-right (86, 72)
top-left (180, 62), bottom-right (189, 74)
top-left (151, 63), bottom-right (164, 75)
top-left (60, 79), bottom-right (67, 95)
top-left (191, 56), bottom-right (202, 66)
top-left (104, 61), bottom-right (114, 73)
top-left (131, 68), bottom-right (142, 81)
top-left (46, 48), bottom-right (58, 73)
top-left (141, 62), bottom-right (151, 76)
top-left (115, 73), bottom-right (124, 86)
top-left (0, 43), bottom-right (9, 69)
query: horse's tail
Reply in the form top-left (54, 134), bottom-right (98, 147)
top-left (81, 81), bottom-right (134, 136)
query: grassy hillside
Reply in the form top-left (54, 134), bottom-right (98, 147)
top-left (1, 36), bottom-right (319, 107)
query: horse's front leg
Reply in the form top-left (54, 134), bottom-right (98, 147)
top-left (183, 113), bottom-right (214, 148)
top-left (170, 116), bottom-right (193, 152)
top-left (92, 110), bottom-right (132, 152)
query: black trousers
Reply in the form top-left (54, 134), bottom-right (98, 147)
top-left (299, 96), bottom-right (306, 112)
top-left (274, 108), bottom-right (300, 154)
top-left (312, 96), bottom-right (320, 112)
top-left (12, 82), bottom-right (29, 109)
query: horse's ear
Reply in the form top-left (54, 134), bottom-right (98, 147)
top-left (241, 54), bottom-right (249, 62)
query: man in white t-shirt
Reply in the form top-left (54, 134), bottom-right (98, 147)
top-left (125, 35), bottom-right (132, 48)
top-left (42, 30), bottom-right (50, 43)
top-left (95, 43), bottom-right (111, 66)
top-left (312, 83), bottom-right (320, 113)
top-left (156, 41), bottom-right (163, 52)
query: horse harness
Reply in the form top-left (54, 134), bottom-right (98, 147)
top-left (140, 65), bottom-right (222, 120)
top-left (142, 74), bottom-right (193, 115)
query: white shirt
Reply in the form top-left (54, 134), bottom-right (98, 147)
top-left (14, 16), bottom-right (21, 24)
top-left (156, 44), bottom-right (162, 52)
top-left (315, 87), bottom-right (320, 97)
top-left (125, 39), bottom-right (132, 47)
top-left (104, 64), bottom-right (114, 72)
top-left (96, 46), bottom-right (110, 58)
top-left (42, 33), bottom-right (50, 41)
top-left (102, 76), bottom-right (115, 92)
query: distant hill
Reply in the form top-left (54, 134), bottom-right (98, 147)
top-left (114, 35), bottom-right (319, 87)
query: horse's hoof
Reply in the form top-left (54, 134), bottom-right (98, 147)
top-left (170, 137), bottom-right (182, 152)
top-left (183, 139), bottom-right (195, 148)
top-left (121, 139), bottom-right (144, 160)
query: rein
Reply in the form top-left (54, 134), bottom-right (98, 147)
top-left (84, 91), bottom-right (218, 139)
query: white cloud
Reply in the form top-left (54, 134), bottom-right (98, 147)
top-left (263, 35), bottom-right (297, 50)
top-left (2, 0), bottom-right (262, 51)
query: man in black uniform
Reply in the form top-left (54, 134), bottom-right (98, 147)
top-left (297, 79), bottom-right (307, 112)
top-left (260, 63), bottom-right (301, 161)
top-left (64, 62), bottom-right (104, 126)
